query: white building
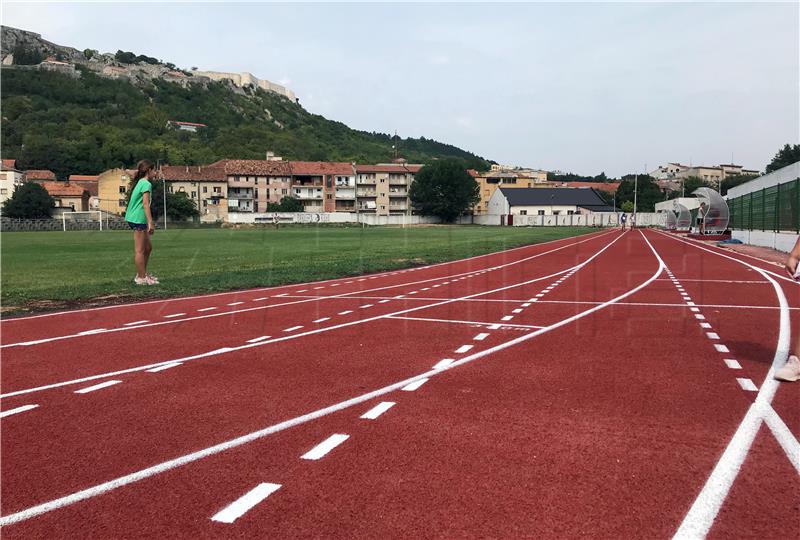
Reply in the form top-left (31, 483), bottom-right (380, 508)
top-left (0, 160), bottom-right (24, 206)
top-left (488, 187), bottom-right (615, 222)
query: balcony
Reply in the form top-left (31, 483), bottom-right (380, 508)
top-left (388, 177), bottom-right (408, 185)
top-left (357, 177), bottom-right (376, 185)
top-left (357, 190), bottom-right (377, 197)
top-left (228, 193), bottom-right (254, 200)
top-left (336, 189), bottom-right (356, 199)
top-left (293, 191), bottom-right (323, 200)
top-left (388, 190), bottom-right (408, 197)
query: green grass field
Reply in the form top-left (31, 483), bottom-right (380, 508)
top-left (1, 225), bottom-right (594, 314)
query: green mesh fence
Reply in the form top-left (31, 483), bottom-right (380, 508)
top-left (728, 178), bottom-right (800, 232)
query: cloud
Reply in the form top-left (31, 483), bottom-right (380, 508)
top-left (428, 54), bottom-right (450, 65)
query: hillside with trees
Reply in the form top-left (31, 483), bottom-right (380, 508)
top-left (0, 67), bottom-right (492, 179)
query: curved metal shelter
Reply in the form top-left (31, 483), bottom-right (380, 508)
top-left (662, 209), bottom-right (678, 230)
top-left (692, 187), bottom-right (730, 234)
top-left (675, 202), bottom-right (692, 230)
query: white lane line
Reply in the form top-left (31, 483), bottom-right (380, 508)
top-left (198, 307), bottom-right (217, 312)
top-left (312, 317), bottom-right (330, 324)
top-left (501, 315), bottom-right (514, 321)
top-left (360, 304), bottom-right (374, 309)
top-left (123, 320), bottom-right (149, 326)
top-left (690, 307), bottom-right (700, 312)
top-left (535, 293), bottom-right (544, 297)
top-left (474, 333), bottom-right (490, 341)
top-left (687, 301), bottom-right (696, 306)
top-left (74, 380), bottom-right (122, 394)
top-left (0, 404), bottom-right (39, 418)
top-left (723, 359), bottom-right (741, 370)
top-left (360, 402), bottom-right (395, 420)
top-left (512, 309), bottom-right (523, 314)
top-left (421, 288), bottom-right (430, 291)
top-left (227, 302), bottom-right (244, 306)
top-left (211, 483), bottom-right (281, 523)
top-left (1, 233), bottom-right (627, 526)
top-left (246, 336), bottom-right (271, 343)
top-left (706, 332), bottom-right (720, 340)
top-left (314, 286), bottom-right (325, 290)
top-left (394, 295), bottom-right (406, 299)
top-left (433, 358), bottom-right (455, 370)
top-left (455, 344), bottom-right (474, 354)
top-left (408, 291), bottom-right (418, 295)
top-left (522, 303), bottom-right (531, 307)
top-left (761, 405), bottom-right (800, 473)
top-left (736, 378), bottom-right (758, 392)
top-left (252, 297), bottom-right (269, 301)
top-left (78, 329), bottom-right (107, 335)
top-left (146, 363), bottom-right (182, 373)
top-left (700, 323), bottom-right (712, 329)
top-left (402, 378), bottom-right (428, 391)
top-left (296, 289), bottom-right (308, 293)
top-left (345, 281), bottom-right (353, 284)
top-left (274, 293), bottom-right (288, 297)
top-left (431, 284), bottom-right (441, 288)
top-left (714, 344), bottom-right (730, 353)
top-left (378, 300), bottom-right (390, 303)
top-left (330, 284), bottom-right (340, 287)
top-left (283, 326), bottom-right (303, 333)
top-left (163, 313), bottom-right (186, 319)
top-left (338, 310), bottom-right (353, 315)
top-left (695, 314), bottom-right (706, 320)
top-left (387, 315), bottom-right (544, 330)
top-left (301, 434), bottom-right (349, 460)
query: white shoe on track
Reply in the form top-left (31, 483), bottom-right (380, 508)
top-left (774, 355), bottom-right (800, 382)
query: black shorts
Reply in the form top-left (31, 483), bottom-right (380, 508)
top-left (127, 221), bottom-right (148, 231)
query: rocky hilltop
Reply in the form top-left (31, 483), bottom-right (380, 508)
top-left (0, 25), bottom-right (296, 101)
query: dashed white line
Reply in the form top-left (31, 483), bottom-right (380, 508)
top-left (146, 363), bottom-right (182, 373)
top-left (488, 324), bottom-right (502, 330)
top-left (74, 380), bottom-right (122, 394)
top-left (700, 323), bottom-right (712, 329)
top-left (211, 483), bottom-right (281, 523)
top-left (163, 313), bottom-right (186, 318)
top-left (714, 344), bottom-right (730, 353)
top-left (360, 402), bottom-right (395, 420)
top-left (706, 332), bottom-right (720, 340)
top-left (246, 336), bottom-right (272, 343)
top-left (401, 378), bottom-right (428, 391)
top-left (695, 314), bottom-right (706, 320)
top-left (522, 303), bottom-right (531, 307)
top-left (690, 307), bottom-right (700, 312)
top-left (314, 286), bottom-right (325, 290)
top-left (78, 329), bottom-right (107, 335)
top-left (338, 310), bottom-right (353, 315)
top-left (312, 317), bottom-right (330, 324)
top-left (512, 309), bottom-right (523, 314)
top-left (408, 291), bottom-right (418, 295)
top-left (736, 378), bottom-right (758, 392)
top-left (0, 404), bottom-right (39, 418)
top-left (301, 434), bottom-right (349, 460)
top-left (360, 304), bottom-right (374, 309)
top-left (330, 284), bottom-right (340, 288)
top-left (198, 307), bottom-right (217, 312)
top-left (378, 300), bottom-right (390, 304)
top-left (455, 344), bottom-right (474, 354)
top-left (687, 301), bottom-right (696, 306)
top-left (473, 333), bottom-right (490, 341)
top-left (296, 289), bottom-right (308, 293)
top-left (227, 302), bottom-right (244, 306)
top-left (724, 359), bottom-right (742, 370)
top-left (535, 293), bottom-right (544, 298)
top-left (283, 326), bottom-right (304, 333)
top-left (501, 315), bottom-right (514, 321)
top-left (123, 320), bottom-right (149, 326)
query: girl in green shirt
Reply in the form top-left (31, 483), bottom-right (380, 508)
top-left (125, 160), bottom-right (158, 285)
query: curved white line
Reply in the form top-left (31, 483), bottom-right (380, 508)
top-left (0, 229), bottom-right (655, 526)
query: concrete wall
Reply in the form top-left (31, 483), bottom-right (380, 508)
top-left (732, 230), bottom-right (798, 253)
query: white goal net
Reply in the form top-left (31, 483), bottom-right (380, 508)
top-left (62, 211), bottom-right (103, 231)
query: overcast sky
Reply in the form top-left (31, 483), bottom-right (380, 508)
top-left (3, 2), bottom-right (798, 176)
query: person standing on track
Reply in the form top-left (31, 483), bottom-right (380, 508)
top-left (775, 236), bottom-right (800, 381)
top-left (697, 202), bottom-right (708, 235)
top-left (620, 213), bottom-right (627, 231)
top-left (125, 160), bottom-right (159, 286)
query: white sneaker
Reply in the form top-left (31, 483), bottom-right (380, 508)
top-left (134, 275), bottom-right (158, 286)
top-left (774, 355), bottom-right (800, 382)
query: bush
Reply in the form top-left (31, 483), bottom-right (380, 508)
top-left (2, 182), bottom-right (54, 218)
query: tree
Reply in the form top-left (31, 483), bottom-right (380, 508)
top-left (115, 50), bottom-right (137, 64)
top-left (267, 196), bottom-right (303, 212)
top-left (409, 160), bottom-right (479, 222)
top-left (766, 144), bottom-right (800, 174)
top-left (83, 49), bottom-right (97, 60)
top-left (620, 201), bottom-right (634, 213)
top-left (2, 182), bottom-right (54, 218)
top-left (614, 174), bottom-right (663, 212)
top-left (667, 176), bottom-right (710, 200)
top-left (720, 174), bottom-right (757, 196)
top-left (166, 192), bottom-right (200, 221)
top-left (12, 44), bottom-right (43, 65)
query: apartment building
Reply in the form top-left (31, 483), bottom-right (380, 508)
top-left (97, 168), bottom-right (133, 215)
top-left (291, 161), bottom-right (355, 213)
top-left (650, 162), bottom-right (759, 185)
top-left (0, 159), bottom-right (24, 206)
top-left (161, 165), bottom-right (229, 222)
top-left (210, 160), bottom-right (292, 214)
top-left (354, 164), bottom-right (421, 216)
top-left (40, 181), bottom-right (90, 216)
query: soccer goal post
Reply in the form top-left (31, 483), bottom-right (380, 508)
top-left (62, 211), bottom-right (103, 231)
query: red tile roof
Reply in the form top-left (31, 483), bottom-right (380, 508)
top-left (355, 164), bottom-right (423, 174)
top-left (2, 159), bottom-right (17, 169)
top-left (26, 169), bottom-right (57, 181)
top-left (560, 181), bottom-right (620, 193)
top-left (67, 175), bottom-right (100, 196)
top-left (467, 169), bottom-right (479, 178)
top-left (221, 159), bottom-right (292, 177)
top-left (161, 164), bottom-right (228, 182)
top-left (40, 181), bottom-right (88, 198)
top-left (290, 161), bottom-right (354, 176)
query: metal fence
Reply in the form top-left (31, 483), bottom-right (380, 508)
top-left (728, 178), bottom-right (800, 233)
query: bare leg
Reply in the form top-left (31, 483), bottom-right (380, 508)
top-left (143, 234), bottom-right (152, 273)
top-left (134, 231), bottom-right (147, 278)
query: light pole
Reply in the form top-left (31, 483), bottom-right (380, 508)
top-left (157, 159), bottom-right (167, 230)
top-left (633, 173), bottom-right (639, 228)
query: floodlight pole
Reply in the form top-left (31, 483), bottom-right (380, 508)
top-left (633, 173), bottom-right (638, 227)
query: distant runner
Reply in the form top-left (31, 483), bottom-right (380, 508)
top-left (620, 213), bottom-right (627, 231)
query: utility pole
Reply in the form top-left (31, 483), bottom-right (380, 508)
top-left (633, 173), bottom-right (639, 228)
top-left (157, 159), bottom-right (167, 230)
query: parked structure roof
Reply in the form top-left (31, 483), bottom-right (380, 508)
top-left (498, 187), bottom-right (614, 211)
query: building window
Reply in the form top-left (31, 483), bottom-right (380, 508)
top-left (553, 211), bottom-right (561, 216)
top-left (520, 210), bottom-right (527, 215)
top-left (119, 186), bottom-right (126, 194)
top-left (0, 188), bottom-right (6, 194)
top-left (191, 191), bottom-right (196, 198)
top-left (119, 199), bottom-right (126, 207)
top-left (203, 200), bottom-right (207, 207)
top-left (282, 189), bottom-right (288, 195)
top-left (538, 210), bottom-right (545, 215)
top-left (326, 194), bottom-right (333, 199)
top-left (214, 187), bottom-right (221, 193)
top-left (203, 186), bottom-right (208, 193)
top-left (179, 187), bottom-right (185, 192)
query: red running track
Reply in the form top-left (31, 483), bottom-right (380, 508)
top-left (0, 229), bottom-right (797, 538)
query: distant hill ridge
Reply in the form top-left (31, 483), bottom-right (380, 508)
top-left (0, 26), bottom-right (492, 178)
